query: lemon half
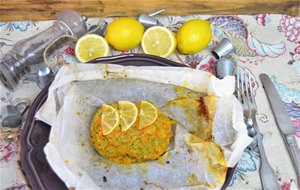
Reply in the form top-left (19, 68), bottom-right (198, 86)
top-left (75, 34), bottom-right (109, 63)
top-left (141, 26), bottom-right (177, 58)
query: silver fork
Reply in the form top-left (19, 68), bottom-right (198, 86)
top-left (236, 68), bottom-right (280, 190)
top-left (236, 69), bottom-right (257, 149)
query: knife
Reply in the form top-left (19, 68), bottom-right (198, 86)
top-left (260, 73), bottom-right (300, 187)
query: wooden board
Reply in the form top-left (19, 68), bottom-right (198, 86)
top-left (0, 0), bottom-right (299, 21)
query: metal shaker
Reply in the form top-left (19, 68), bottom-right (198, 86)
top-left (212, 38), bottom-right (236, 59)
top-left (138, 9), bottom-right (165, 28)
top-left (1, 105), bottom-right (23, 128)
top-left (216, 58), bottom-right (237, 79)
top-left (37, 66), bottom-right (54, 89)
top-left (24, 66), bottom-right (54, 89)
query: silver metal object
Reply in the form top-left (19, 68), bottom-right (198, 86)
top-left (212, 38), bottom-right (236, 59)
top-left (88, 20), bottom-right (108, 36)
top-left (1, 105), bottom-right (23, 128)
top-left (216, 58), bottom-right (236, 79)
top-left (260, 73), bottom-right (300, 187)
top-left (37, 66), bottom-right (54, 89)
top-left (24, 66), bottom-right (54, 89)
top-left (237, 68), bottom-right (280, 190)
top-left (0, 10), bottom-right (87, 90)
top-left (236, 68), bottom-right (258, 150)
top-left (138, 8), bottom-right (165, 28)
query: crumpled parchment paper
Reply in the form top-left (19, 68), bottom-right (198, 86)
top-left (36, 64), bottom-right (252, 189)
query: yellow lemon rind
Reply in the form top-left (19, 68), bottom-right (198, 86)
top-left (119, 101), bottom-right (139, 132)
top-left (101, 104), bottom-right (120, 136)
top-left (138, 101), bottom-right (158, 129)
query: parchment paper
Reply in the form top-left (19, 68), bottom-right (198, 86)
top-left (36, 64), bottom-right (252, 189)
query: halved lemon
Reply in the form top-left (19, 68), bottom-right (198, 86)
top-left (118, 101), bottom-right (138, 132)
top-left (138, 101), bottom-right (158, 129)
top-left (101, 104), bottom-right (120, 135)
top-left (141, 26), bottom-right (177, 58)
top-left (75, 34), bottom-right (109, 63)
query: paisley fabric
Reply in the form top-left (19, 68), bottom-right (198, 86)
top-left (0, 21), bottom-right (35, 32)
top-left (0, 14), bottom-right (299, 190)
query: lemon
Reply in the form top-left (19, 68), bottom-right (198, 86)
top-left (105, 18), bottom-right (144, 51)
top-left (176, 19), bottom-right (212, 54)
top-left (138, 101), bottom-right (158, 129)
top-left (141, 26), bottom-right (177, 58)
top-left (75, 34), bottom-right (109, 63)
top-left (101, 104), bottom-right (120, 135)
top-left (118, 101), bottom-right (138, 132)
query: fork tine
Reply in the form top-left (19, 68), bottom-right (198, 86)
top-left (240, 69), bottom-right (245, 104)
top-left (236, 68), bottom-right (242, 102)
top-left (244, 70), bottom-right (251, 103)
top-left (248, 70), bottom-right (256, 105)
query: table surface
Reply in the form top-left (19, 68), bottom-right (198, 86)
top-left (0, 14), bottom-right (300, 190)
top-left (0, 0), bottom-right (299, 21)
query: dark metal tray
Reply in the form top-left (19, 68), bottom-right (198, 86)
top-left (19, 53), bottom-right (234, 190)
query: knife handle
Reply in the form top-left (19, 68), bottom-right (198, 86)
top-left (286, 134), bottom-right (300, 187)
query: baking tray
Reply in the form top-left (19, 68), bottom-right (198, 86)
top-left (19, 53), bottom-right (234, 190)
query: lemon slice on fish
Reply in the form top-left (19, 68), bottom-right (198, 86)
top-left (138, 101), bottom-right (158, 129)
top-left (101, 104), bottom-right (120, 135)
top-left (119, 101), bottom-right (138, 132)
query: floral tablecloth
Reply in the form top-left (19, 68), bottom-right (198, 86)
top-left (0, 14), bottom-right (300, 190)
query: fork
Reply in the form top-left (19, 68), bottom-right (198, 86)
top-left (236, 68), bottom-right (280, 190)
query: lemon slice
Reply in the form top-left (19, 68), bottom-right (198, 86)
top-left (141, 26), bottom-right (176, 58)
top-left (138, 101), bottom-right (158, 129)
top-left (75, 34), bottom-right (109, 63)
top-left (101, 104), bottom-right (120, 135)
top-left (118, 101), bottom-right (138, 132)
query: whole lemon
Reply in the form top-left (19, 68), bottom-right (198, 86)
top-left (176, 19), bottom-right (212, 54)
top-left (105, 18), bottom-right (145, 51)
